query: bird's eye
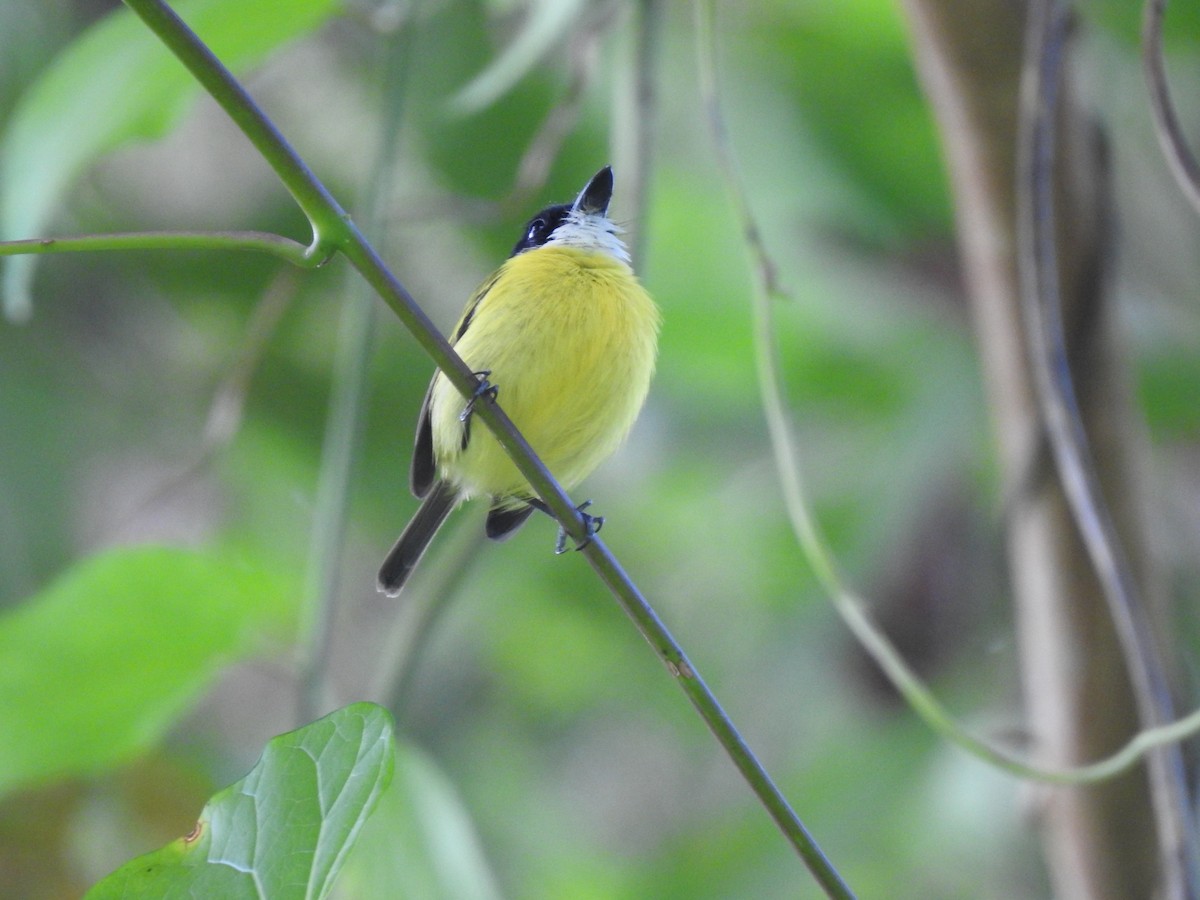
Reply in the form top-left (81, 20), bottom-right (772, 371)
top-left (527, 218), bottom-right (546, 241)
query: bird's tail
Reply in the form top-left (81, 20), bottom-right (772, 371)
top-left (377, 480), bottom-right (459, 597)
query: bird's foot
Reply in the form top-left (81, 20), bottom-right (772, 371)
top-left (527, 498), bottom-right (605, 554)
top-left (555, 500), bottom-right (604, 554)
top-left (459, 370), bottom-right (498, 423)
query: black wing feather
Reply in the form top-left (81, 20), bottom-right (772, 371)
top-left (410, 380), bottom-right (437, 498)
top-left (409, 272), bottom-right (504, 497)
top-left (485, 503), bottom-right (536, 540)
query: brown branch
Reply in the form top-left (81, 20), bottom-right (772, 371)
top-left (1143, 0), bottom-right (1200, 216)
top-left (900, 0), bottom-right (1188, 895)
top-left (1018, 3), bottom-right (1198, 897)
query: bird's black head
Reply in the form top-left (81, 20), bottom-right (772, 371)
top-left (508, 166), bottom-right (618, 258)
top-left (510, 203), bottom-right (571, 257)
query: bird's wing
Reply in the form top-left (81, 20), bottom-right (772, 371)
top-left (408, 269), bottom-right (504, 498)
top-left (409, 377), bottom-right (437, 498)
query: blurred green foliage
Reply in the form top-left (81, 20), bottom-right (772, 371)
top-left (1, 0), bottom-right (1199, 897)
top-left (0, 546), bottom-right (293, 796)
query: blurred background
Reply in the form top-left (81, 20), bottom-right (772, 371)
top-left (2, 0), bottom-right (1200, 897)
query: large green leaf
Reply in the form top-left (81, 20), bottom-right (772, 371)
top-left (0, 0), bottom-right (340, 320)
top-left (84, 702), bottom-right (396, 900)
top-left (0, 545), bottom-right (293, 796)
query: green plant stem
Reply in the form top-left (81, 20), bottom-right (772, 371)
top-left (693, 0), bottom-right (1200, 794)
top-left (121, 0), bottom-right (344, 261)
top-left (119, 0), bottom-right (852, 891)
top-left (297, 9), bottom-right (415, 726)
top-left (0, 230), bottom-right (312, 264)
top-left (1144, 0), bottom-right (1200, 215)
top-left (296, 286), bottom-right (376, 725)
top-left (584, 550), bottom-right (856, 899)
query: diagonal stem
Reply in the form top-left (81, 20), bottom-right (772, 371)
top-left (119, 1), bottom-right (854, 892)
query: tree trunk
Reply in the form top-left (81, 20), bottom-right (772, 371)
top-left (898, 1), bottom-right (1166, 896)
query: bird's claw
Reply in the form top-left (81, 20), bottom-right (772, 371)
top-left (555, 500), bottom-right (604, 554)
top-left (459, 370), bottom-right (498, 423)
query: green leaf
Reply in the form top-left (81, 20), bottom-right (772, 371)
top-left (0, 0), bottom-right (340, 320)
top-left (84, 702), bottom-right (396, 900)
top-left (0, 545), bottom-right (293, 796)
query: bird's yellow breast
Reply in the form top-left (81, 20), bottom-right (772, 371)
top-left (429, 245), bottom-right (659, 503)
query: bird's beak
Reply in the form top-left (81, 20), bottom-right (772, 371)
top-left (572, 166), bottom-right (614, 215)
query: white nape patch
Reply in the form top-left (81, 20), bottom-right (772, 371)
top-left (544, 209), bottom-right (631, 264)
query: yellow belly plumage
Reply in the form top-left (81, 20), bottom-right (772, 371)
top-left (429, 245), bottom-right (659, 504)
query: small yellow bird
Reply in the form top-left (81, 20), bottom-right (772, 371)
top-left (378, 166), bottom-right (660, 596)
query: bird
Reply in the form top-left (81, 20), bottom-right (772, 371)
top-left (377, 166), bottom-right (660, 596)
